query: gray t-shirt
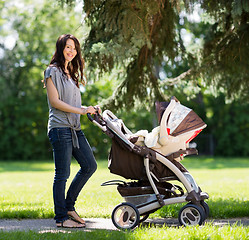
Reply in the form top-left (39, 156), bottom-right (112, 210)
top-left (44, 65), bottom-right (82, 148)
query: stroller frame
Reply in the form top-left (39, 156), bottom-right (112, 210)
top-left (88, 102), bottom-right (209, 230)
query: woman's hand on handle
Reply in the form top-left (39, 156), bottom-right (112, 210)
top-left (81, 106), bottom-right (101, 115)
top-left (94, 105), bottom-right (102, 114)
top-left (81, 106), bottom-right (95, 115)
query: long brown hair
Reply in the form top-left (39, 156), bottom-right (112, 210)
top-left (50, 34), bottom-right (86, 87)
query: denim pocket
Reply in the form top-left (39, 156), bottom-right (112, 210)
top-left (48, 128), bottom-right (72, 145)
top-left (57, 128), bottom-right (72, 142)
top-left (48, 128), bottom-right (58, 144)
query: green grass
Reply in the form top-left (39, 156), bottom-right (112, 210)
top-left (1, 224), bottom-right (249, 240)
top-left (156, 157), bottom-right (249, 219)
top-left (0, 160), bottom-right (123, 219)
top-left (0, 157), bottom-right (248, 220)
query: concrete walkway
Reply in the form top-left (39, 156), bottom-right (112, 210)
top-left (0, 218), bottom-right (115, 232)
top-left (0, 218), bottom-right (249, 232)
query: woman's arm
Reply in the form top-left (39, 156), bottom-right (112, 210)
top-left (46, 77), bottom-right (96, 115)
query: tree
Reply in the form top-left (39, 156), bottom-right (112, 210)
top-left (61, 0), bottom-right (249, 110)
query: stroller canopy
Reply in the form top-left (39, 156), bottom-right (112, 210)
top-left (155, 97), bottom-right (206, 139)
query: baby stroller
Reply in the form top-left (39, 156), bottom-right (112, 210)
top-left (88, 97), bottom-right (209, 230)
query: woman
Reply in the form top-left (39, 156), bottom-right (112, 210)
top-left (43, 34), bottom-right (99, 228)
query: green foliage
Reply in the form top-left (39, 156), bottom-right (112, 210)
top-left (1, 0), bottom-right (249, 160)
top-left (63, 0), bottom-right (249, 109)
top-left (200, 1), bottom-right (249, 101)
top-left (203, 95), bottom-right (249, 156)
top-left (156, 10), bottom-right (249, 156)
top-left (81, 0), bottom-right (182, 109)
top-left (0, 0), bottom-right (86, 160)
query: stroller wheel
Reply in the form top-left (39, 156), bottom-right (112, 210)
top-left (139, 214), bottom-right (150, 223)
top-left (130, 213), bottom-right (149, 223)
top-left (200, 200), bottom-right (210, 218)
top-left (111, 202), bottom-right (140, 230)
top-left (178, 203), bottom-right (206, 226)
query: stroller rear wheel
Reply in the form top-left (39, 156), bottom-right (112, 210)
top-left (178, 203), bottom-right (206, 226)
top-left (139, 213), bottom-right (150, 223)
top-left (111, 202), bottom-right (140, 230)
top-left (130, 213), bottom-right (149, 223)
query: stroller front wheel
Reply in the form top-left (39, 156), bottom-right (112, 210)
top-left (178, 203), bottom-right (206, 226)
top-left (111, 202), bottom-right (140, 230)
top-left (200, 200), bottom-right (210, 218)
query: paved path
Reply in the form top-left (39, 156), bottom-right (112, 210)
top-left (0, 218), bottom-right (249, 232)
top-left (0, 218), bottom-right (116, 232)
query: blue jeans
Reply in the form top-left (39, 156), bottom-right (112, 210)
top-left (48, 128), bottom-right (97, 223)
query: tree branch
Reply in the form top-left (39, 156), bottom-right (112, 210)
top-left (161, 68), bottom-right (193, 86)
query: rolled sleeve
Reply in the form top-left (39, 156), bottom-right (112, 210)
top-left (44, 66), bottom-right (57, 86)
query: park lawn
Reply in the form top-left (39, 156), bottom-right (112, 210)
top-left (0, 157), bottom-right (248, 219)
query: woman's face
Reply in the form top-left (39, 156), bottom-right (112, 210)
top-left (63, 39), bottom-right (77, 64)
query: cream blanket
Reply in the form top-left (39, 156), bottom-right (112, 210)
top-left (131, 126), bottom-right (162, 148)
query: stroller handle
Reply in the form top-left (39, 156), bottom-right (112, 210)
top-left (87, 106), bottom-right (102, 122)
top-left (87, 113), bottom-right (94, 122)
top-left (87, 112), bottom-right (107, 132)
